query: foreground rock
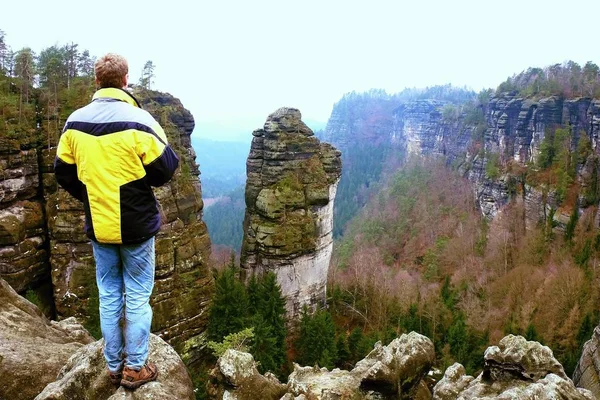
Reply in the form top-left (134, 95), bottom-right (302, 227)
top-left (433, 335), bottom-right (593, 400)
top-left (574, 325), bottom-right (600, 398)
top-left (206, 349), bottom-right (288, 399)
top-left (240, 107), bottom-right (342, 318)
top-left (0, 277), bottom-right (93, 400)
top-left (36, 334), bottom-right (195, 400)
top-left (207, 331), bottom-right (434, 399)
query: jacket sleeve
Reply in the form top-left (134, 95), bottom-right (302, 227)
top-left (54, 131), bottom-right (84, 201)
top-left (136, 123), bottom-right (179, 187)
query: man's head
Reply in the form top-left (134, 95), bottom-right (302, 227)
top-left (95, 53), bottom-right (129, 89)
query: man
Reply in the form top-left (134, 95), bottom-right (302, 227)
top-left (54, 53), bottom-right (179, 389)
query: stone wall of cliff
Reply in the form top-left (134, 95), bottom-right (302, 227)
top-left (240, 108), bottom-right (341, 318)
top-left (0, 88), bottom-right (213, 366)
top-left (344, 94), bottom-right (600, 225)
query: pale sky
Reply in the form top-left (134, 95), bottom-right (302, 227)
top-left (2, 0), bottom-right (599, 140)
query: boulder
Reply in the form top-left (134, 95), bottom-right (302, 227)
top-left (206, 349), bottom-right (287, 400)
top-left (433, 335), bottom-right (594, 400)
top-left (0, 277), bottom-right (93, 400)
top-left (35, 334), bottom-right (195, 400)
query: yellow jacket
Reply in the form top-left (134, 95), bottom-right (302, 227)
top-left (55, 88), bottom-right (179, 244)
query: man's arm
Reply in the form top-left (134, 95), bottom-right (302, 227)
top-left (136, 123), bottom-right (179, 187)
top-left (54, 131), bottom-right (84, 201)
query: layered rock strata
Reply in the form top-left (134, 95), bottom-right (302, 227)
top-left (388, 96), bottom-right (600, 221)
top-left (207, 331), bottom-right (435, 400)
top-left (35, 334), bottom-right (195, 400)
top-left (0, 135), bottom-right (49, 298)
top-left (0, 277), bottom-right (94, 400)
top-left (240, 107), bottom-right (342, 318)
top-left (433, 335), bottom-right (593, 400)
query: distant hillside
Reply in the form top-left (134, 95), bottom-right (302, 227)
top-left (191, 138), bottom-right (249, 198)
top-left (323, 85), bottom-right (476, 236)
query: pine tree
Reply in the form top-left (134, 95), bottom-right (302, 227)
top-left (139, 60), bottom-right (155, 89)
top-left (565, 206), bottom-right (579, 244)
top-left (296, 308), bottom-right (337, 369)
top-left (335, 334), bottom-right (350, 368)
top-left (347, 327), bottom-right (367, 364)
top-left (249, 272), bottom-right (287, 375)
top-left (257, 273), bottom-right (287, 360)
top-left (207, 266), bottom-right (249, 341)
top-left (525, 323), bottom-right (538, 341)
top-left (250, 313), bottom-right (278, 374)
top-left (246, 273), bottom-right (260, 316)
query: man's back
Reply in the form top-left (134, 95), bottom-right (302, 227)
top-left (56, 87), bottom-right (179, 244)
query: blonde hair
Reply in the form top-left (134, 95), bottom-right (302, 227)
top-left (95, 53), bottom-right (128, 88)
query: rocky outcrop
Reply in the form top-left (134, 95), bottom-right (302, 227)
top-left (240, 108), bottom-right (342, 317)
top-left (0, 134), bottom-right (50, 299)
top-left (0, 88), bottom-right (213, 367)
top-left (207, 332), bottom-right (434, 400)
top-left (206, 349), bottom-right (288, 400)
top-left (574, 325), bottom-right (600, 397)
top-left (36, 334), bottom-right (195, 400)
top-left (433, 335), bottom-right (593, 400)
top-left (0, 277), bottom-right (93, 400)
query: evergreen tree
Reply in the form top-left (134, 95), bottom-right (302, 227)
top-left (246, 273), bottom-right (260, 316)
top-left (139, 60), bottom-right (155, 89)
top-left (296, 307), bottom-right (337, 368)
top-left (206, 265), bottom-right (249, 341)
top-left (245, 272), bottom-right (287, 376)
top-left (447, 314), bottom-right (468, 363)
top-left (255, 272), bottom-right (287, 370)
top-left (525, 323), bottom-right (538, 341)
top-left (565, 206), bottom-right (579, 244)
top-left (335, 334), bottom-right (351, 368)
top-left (347, 327), bottom-right (368, 364)
top-left (250, 313), bottom-right (278, 374)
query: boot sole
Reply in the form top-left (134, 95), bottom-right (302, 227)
top-left (120, 370), bottom-right (159, 390)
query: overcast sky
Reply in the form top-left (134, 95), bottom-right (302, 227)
top-left (2, 0), bottom-right (599, 141)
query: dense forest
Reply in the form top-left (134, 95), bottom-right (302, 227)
top-left (497, 61), bottom-right (600, 98)
top-left (329, 159), bottom-right (598, 375)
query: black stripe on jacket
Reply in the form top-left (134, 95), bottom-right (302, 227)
top-left (145, 146), bottom-right (180, 187)
top-left (54, 157), bottom-right (83, 201)
top-left (63, 121), bottom-right (166, 145)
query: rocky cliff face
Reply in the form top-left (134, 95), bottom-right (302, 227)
top-left (382, 95), bottom-right (600, 222)
top-left (0, 88), bottom-right (213, 366)
top-left (0, 132), bottom-right (51, 306)
top-left (240, 108), bottom-right (342, 318)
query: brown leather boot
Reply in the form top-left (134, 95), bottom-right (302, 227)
top-left (121, 363), bottom-right (159, 389)
top-left (108, 370), bottom-right (122, 386)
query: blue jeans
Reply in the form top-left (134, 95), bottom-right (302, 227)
top-left (91, 237), bottom-right (155, 372)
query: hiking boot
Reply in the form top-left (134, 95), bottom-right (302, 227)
top-left (108, 370), bottom-right (122, 386)
top-left (121, 363), bottom-right (158, 389)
